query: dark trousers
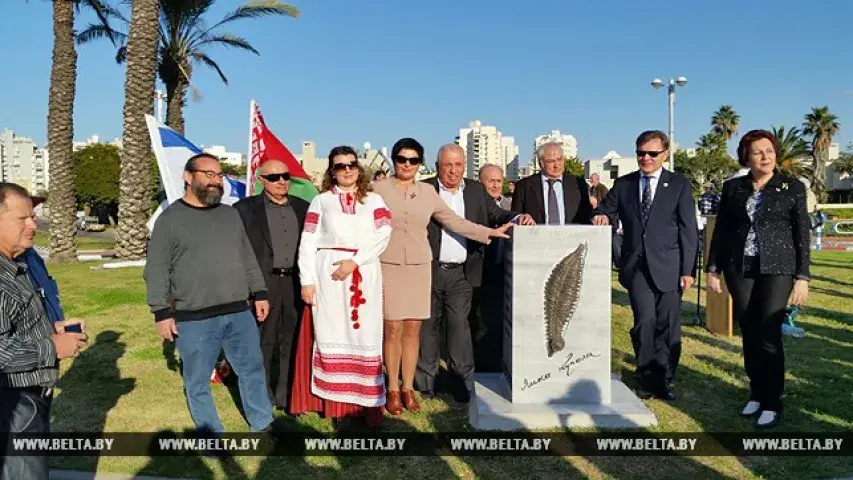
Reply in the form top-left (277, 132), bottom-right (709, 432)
top-left (261, 273), bottom-right (300, 409)
top-left (471, 268), bottom-right (504, 372)
top-left (725, 257), bottom-right (793, 412)
top-left (0, 387), bottom-right (52, 480)
top-left (416, 265), bottom-right (475, 392)
top-left (626, 260), bottom-right (682, 389)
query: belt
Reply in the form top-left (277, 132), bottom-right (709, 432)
top-left (270, 267), bottom-right (295, 276)
top-left (438, 262), bottom-right (464, 269)
top-left (1, 385), bottom-right (54, 399)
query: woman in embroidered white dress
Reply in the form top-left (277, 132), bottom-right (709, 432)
top-left (290, 146), bottom-right (392, 427)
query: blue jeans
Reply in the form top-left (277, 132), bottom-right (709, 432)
top-left (174, 310), bottom-right (273, 433)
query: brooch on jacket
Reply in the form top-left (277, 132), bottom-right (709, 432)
top-left (777, 183), bottom-right (789, 192)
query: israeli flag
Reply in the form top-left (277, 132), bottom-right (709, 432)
top-left (146, 115), bottom-right (246, 231)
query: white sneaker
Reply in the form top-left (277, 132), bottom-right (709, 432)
top-left (756, 410), bottom-right (779, 428)
top-left (740, 401), bottom-right (761, 417)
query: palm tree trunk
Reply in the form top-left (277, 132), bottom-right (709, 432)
top-left (813, 149), bottom-right (828, 201)
top-left (116, 0), bottom-right (161, 260)
top-left (47, 0), bottom-right (78, 263)
top-left (165, 76), bottom-right (187, 135)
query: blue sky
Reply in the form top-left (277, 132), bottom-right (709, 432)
top-left (2, 0), bottom-right (853, 167)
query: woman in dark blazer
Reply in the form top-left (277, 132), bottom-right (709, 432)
top-left (706, 129), bottom-right (810, 429)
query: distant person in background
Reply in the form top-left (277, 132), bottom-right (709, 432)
top-left (706, 130), bottom-right (810, 429)
top-left (373, 171), bottom-right (388, 182)
top-left (698, 183), bottom-right (721, 215)
top-left (588, 173), bottom-right (609, 203)
top-left (512, 142), bottom-right (593, 225)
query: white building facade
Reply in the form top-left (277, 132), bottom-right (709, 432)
top-left (455, 120), bottom-right (516, 177)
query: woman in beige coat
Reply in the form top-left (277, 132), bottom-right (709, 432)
top-left (373, 138), bottom-right (511, 415)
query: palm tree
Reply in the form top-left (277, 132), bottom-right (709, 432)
top-left (771, 125), bottom-right (812, 178)
top-left (711, 105), bottom-right (741, 141)
top-left (802, 106), bottom-right (841, 199)
top-left (47, 0), bottom-right (116, 263)
top-left (80, 0), bottom-right (299, 134)
top-left (113, 0), bottom-right (161, 260)
top-left (696, 132), bottom-right (726, 152)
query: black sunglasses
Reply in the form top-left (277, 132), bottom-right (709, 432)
top-left (261, 172), bottom-right (291, 182)
top-left (394, 155), bottom-right (423, 165)
top-left (332, 161), bottom-right (359, 172)
top-left (636, 150), bottom-right (666, 158)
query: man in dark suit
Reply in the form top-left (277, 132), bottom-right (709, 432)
top-left (593, 130), bottom-right (698, 401)
top-left (415, 145), bottom-right (533, 402)
top-left (512, 142), bottom-right (593, 225)
top-left (234, 160), bottom-right (309, 411)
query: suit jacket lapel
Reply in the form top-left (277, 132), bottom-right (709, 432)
top-left (561, 174), bottom-right (579, 224)
top-left (628, 171), bottom-right (642, 225)
top-left (253, 195), bottom-right (272, 249)
top-left (532, 174), bottom-right (546, 222)
top-left (462, 181), bottom-right (477, 222)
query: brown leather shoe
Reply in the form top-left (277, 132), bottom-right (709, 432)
top-left (401, 390), bottom-right (420, 412)
top-left (385, 391), bottom-right (403, 416)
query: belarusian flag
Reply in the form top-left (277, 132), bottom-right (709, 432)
top-left (247, 100), bottom-right (318, 202)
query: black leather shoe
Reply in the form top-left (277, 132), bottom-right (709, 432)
top-left (420, 390), bottom-right (436, 400)
top-left (657, 386), bottom-right (677, 402)
top-left (453, 387), bottom-right (472, 404)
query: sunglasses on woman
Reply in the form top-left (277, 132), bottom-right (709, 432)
top-left (393, 155), bottom-right (422, 165)
top-left (332, 161), bottom-right (359, 172)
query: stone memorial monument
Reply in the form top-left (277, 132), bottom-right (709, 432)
top-left (469, 225), bottom-right (657, 430)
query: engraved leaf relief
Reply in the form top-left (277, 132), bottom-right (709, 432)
top-left (543, 242), bottom-right (587, 357)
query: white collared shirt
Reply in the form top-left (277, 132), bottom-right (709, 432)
top-left (639, 168), bottom-right (663, 205)
top-left (540, 174), bottom-right (565, 224)
top-left (438, 179), bottom-right (467, 263)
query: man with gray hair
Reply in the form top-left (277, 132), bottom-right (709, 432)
top-left (511, 142), bottom-right (593, 225)
top-left (416, 145), bottom-right (532, 401)
top-left (0, 183), bottom-right (87, 479)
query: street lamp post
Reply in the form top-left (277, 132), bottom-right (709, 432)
top-left (651, 76), bottom-right (687, 171)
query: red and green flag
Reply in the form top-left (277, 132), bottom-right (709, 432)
top-left (247, 100), bottom-right (318, 202)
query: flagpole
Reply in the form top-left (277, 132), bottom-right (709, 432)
top-left (246, 99), bottom-right (256, 195)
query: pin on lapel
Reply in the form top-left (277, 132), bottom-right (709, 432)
top-left (663, 182), bottom-right (669, 188)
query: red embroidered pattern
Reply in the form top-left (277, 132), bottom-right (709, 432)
top-left (349, 268), bottom-right (366, 329)
top-left (304, 212), bottom-right (320, 233)
top-left (333, 187), bottom-right (357, 215)
top-left (373, 207), bottom-right (391, 228)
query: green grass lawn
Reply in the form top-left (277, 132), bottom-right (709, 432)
top-left (34, 230), bottom-right (116, 251)
top-left (45, 252), bottom-right (853, 479)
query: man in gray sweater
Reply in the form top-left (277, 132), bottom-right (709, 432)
top-left (145, 154), bottom-right (274, 434)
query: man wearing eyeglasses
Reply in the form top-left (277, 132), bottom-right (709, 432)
top-left (592, 130), bottom-right (698, 402)
top-left (145, 154), bottom-right (279, 435)
top-left (233, 159), bottom-right (309, 412)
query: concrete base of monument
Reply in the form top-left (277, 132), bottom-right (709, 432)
top-left (469, 373), bottom-right (657, 430)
